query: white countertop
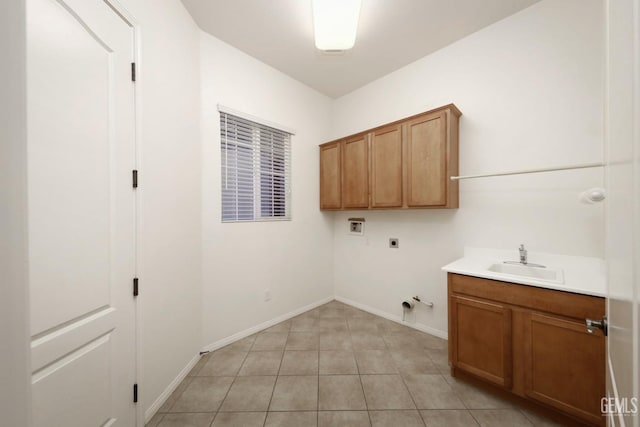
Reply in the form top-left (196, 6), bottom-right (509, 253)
top-left (442, 247), bottom-right (607, 297)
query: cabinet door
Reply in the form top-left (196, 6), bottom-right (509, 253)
top-left (370, 124), bottom-right (402, 207)
top-left (450, 295), bottom-right (513, 389)
top-left (320, 142), bottom-right (341, 209)
top-left (406, 111), bottom-right (447, 207)
top-left (342, 134), bottom-right (369, 208)
top-left (522, 313), bottom-right (605, 426)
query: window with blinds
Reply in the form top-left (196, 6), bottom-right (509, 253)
top-left (220, 111), bottom-right (291, 222)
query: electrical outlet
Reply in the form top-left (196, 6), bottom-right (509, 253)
top-left (389, 238), bottom-right (399, 248)
top-left (264, 289), bottom-right (271, 302)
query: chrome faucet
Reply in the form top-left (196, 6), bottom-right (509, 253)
top-left (504, 244), bottom-right (545, 268)
top-left (519, 244), bottom-right (527, 264)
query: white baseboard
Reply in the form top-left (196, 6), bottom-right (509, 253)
top-left (144, 352), bottom-right (200, 423)
top-left (335, 295), bottom-right (448, 340)
top-left (200, 295), bottom-right (334, 353)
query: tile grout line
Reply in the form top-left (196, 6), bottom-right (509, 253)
top-left (317, 341), bottom-right (320, 427)
top-left (518, 408), bottom-right (542, 426)
top-left (150, 413), bottom-right (164, 427)
top-left (211, 343), bottom-right (254, 421)
top-left (357, 372), bottom-right (372, 426)
top-left (398, 374), bottom-right (426, 426)
top-left (312, 308), bottom-right (322, 426)
top-left (382, 325), bottom-right (425, 426)
top-left (383, 325), bottom-right (428, 427)
top-left (164, 375), bottom-right (195, 413)
top-left (352, 321), bottom-right (374, 426)
top-left (261, 330), bottom-right (288, 426)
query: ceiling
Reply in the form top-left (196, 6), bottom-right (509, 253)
top-left (181, 0), bottom-right (542, 98)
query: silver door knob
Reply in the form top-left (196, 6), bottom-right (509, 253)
top-left (585, 317), bottom-right (608, 336)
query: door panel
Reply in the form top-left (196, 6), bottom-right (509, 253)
top-left (406, 112), bottom-right (446, 207)
top-left (27, 0), bottom-right (136, 425)
top-left (320, 142), bottom-right (341, 209)
top-left (31, 308), bottom-right (116, 371)
top-left (32, 335), bottom-right (113, 427)
top-left (523, 313), bottom-right (605, 426)
top-left (28, 0), bottom-right (112, 334)
top-left (450, 295), bottom-right (512, 388)
top-left (371, 124), bottom-right (402, 207)
top-left (604, 1), bottom-right (640, 427)
top-left (342, 134), bottom-right (369, 208)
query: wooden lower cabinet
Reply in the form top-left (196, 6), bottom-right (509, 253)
top-left (450, 296), bottom-right (512, 389)
top-left (448, 273), bottom-right (605, 426)
top-left (522, 313), bottom-right (606, 426)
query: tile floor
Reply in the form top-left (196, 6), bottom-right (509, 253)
top-left (147, 300), bottom-right (560, 427)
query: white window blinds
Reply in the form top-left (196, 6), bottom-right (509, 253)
top-left (220, 111), bottom-right (292, 222)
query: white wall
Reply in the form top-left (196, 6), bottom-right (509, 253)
top-left (115, 0), bottom-right (202, 421)
top-left (0, 0), bottom-right (31, 425)
top-left (200, 33), bottom-right (334, 347)
top-left (330, 0), bottom-right (605, 335)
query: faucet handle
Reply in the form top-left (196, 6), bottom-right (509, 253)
top-left (518, 244), bottom-right (527, 264)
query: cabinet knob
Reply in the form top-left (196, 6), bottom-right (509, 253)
top-left (585, 317), bottom-right (608, 336)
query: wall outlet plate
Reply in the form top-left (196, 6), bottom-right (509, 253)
top-left (389, 238), bottom-right (399, 248)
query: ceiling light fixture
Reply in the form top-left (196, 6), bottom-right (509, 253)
top-left (312, 0), bottom-right (362, 51)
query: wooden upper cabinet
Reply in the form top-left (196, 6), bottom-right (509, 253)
top-left (319, 103), bottom-right (461, 211)
top-left (406, 111), bottom-right (447, 207)
top-left (342, 134), bottom-right (369, 208)
top-left (371, 124), bottom-right (403, 208)
top-left (319, 141), bottom-right (341, 209)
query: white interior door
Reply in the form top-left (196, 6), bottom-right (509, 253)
top-left (27, 0), bottom-right (137, 425)
top-left (604, 0), bottom-right (639, 426)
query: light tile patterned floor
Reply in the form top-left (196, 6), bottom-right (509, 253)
top-left (147, 300), bottom-right (561, 427)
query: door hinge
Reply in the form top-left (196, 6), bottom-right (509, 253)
top-left (133, 277), bottom-right (139, 297)
top-left (133, 383), bottom-right (138, 403)
top-left (131, 62), bottom-right (136, 82)
top-left (132, 170), bottom-right (138, 188)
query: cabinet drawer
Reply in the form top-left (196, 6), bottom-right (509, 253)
top-left (449, 273), bottom-right (604, 320)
